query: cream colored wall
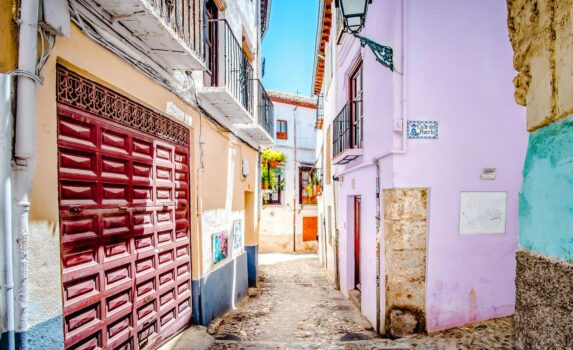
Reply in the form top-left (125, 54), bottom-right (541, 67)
top-left (31, 24), bottom-right (259, 297)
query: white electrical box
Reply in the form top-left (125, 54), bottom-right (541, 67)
top-left (242, 158), bottom-right (250, 177)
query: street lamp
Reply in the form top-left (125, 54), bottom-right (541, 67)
top-left (336, 0), bottom-right (370, 34)
top-left (335, 0), bottom-right (394, 72)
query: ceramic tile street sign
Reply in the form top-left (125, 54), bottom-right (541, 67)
top-left (407, 120), bottom-right (439, 139)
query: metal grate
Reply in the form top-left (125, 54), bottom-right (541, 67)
top-left (150, 0), bottom-right (203, 56)
top-left (257, 79), bottom-right (274, 137)
top-left (205, 19), bottom-right (255, 115)
top-left (56, 65), bottom-right (190, 146)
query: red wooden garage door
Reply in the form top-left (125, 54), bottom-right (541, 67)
top-left (56, 67), bottom-right (192, 350)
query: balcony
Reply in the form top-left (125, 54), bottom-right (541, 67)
top-left (332, 102), bottom-right (363, 165)
top-left (93, 0), bottom-right (205, 70)
top-left (238, 80), bottom-right (275, 146)
top-left (197, 19), bottom-right (255, 124)
top-left (315, 94), bottom-right (324, 129)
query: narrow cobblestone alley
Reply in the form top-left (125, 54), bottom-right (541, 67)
top-left (207, 254), bottom-right (514, 350)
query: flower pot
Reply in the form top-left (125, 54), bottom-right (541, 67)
top-left (262, 182), bottom-right (268, 190)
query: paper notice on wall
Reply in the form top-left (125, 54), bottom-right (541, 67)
top-left (459, 192), bottom-right (508, 235)
top-left (232, 219), bottom-right (244, 255)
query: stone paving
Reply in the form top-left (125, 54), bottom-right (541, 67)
top-left (208, 253), bottom-right (514, 350)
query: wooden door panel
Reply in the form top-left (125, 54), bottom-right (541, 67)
top-left (57, 99), bottom-right (191, 350)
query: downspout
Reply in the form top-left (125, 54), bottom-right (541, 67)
top-left (292, 105), bottom-right (298, 252)
top-left (1, 75), bottom-right (15, 350)
top-left (13, 0), bottom-right (41, 347)
top-left (332, 174), bottom-right (340, 289)
top-left (375, 159), bottom-right (381, 334)
top-left (375, 0), bottom-right (407, 336)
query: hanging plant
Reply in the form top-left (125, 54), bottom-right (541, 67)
top-left (262, 149), bottom-right (286, 168)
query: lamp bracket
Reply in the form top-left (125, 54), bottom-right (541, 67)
top-left (354, 34), bottom-right (394, 71)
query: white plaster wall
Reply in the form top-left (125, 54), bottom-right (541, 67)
top-left (201, 208), bottom-right (246, 275)
top-left (28, 221), bottom-right (63, 326)
top-left (316, 12), bottom-right (341, 286)
top-left (224, 0), bottom-right (258, 66)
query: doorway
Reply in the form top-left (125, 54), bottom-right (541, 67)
top-left (354, 196), bottom-right (361, 290)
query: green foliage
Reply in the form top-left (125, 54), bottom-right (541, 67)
top-left (261, 149), bottom-right (286, 164)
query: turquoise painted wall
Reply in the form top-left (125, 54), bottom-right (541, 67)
top-left (520, 115), bottom-right (573, 262)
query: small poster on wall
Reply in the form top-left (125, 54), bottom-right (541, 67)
top-left (459, 192), bottom-right (508, 235)
top-left (212, 231), bottom-right (229, 264)
top-left (232, 219), bottom-right (243, 254)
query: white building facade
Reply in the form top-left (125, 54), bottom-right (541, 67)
top-left (259, 91), bottom-right (319, 252)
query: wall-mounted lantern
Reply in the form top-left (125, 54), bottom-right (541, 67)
top-left (336, 0), bottom-right (370, 34)
top-left (335, 0), bottom-right (394, 72)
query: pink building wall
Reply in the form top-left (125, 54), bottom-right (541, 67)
top-left (334, 0), bottom-right (526, 332)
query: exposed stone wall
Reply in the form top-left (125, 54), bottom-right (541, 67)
top-left (383, 188), bottom-right (428, 338)
top-left (515, 250), bottom-right (573, 349)
top-left (507, 0), bottom-right (573, 131)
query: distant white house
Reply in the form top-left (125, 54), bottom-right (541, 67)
top-left (259, 91), bottom-right (319, 252)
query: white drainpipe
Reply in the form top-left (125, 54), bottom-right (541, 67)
top-left (12, 0), bottom-right (41, 348)
top-left (1, 74), bottom-right (15, 350)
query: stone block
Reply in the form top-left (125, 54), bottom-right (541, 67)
top-left (385, 249), bottom-right (426, 281)
top-left (525, 43), bottom-right (554, 130)
top-left (385, 220), bottom-right (427, 251)
top-left (386, 280), bottom-right (425, 311)
top-left (514, 249), bottom-right (573, 350)
top-left (507, 0), bottom-right (565, 130)
top-left (389, 309), bottom-right (419, 338)
top-left (383, 188), bottom-right (428, 221)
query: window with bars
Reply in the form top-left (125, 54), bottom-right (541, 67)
top-left (350, 60), bottom-right (364, 149)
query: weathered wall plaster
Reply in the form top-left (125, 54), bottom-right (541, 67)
top-left (0, 0), bottom-right (17, 72)
top-left (384, 188), bottom-right (427, 337)
top-left (519, 115), bottom-right (573, 261)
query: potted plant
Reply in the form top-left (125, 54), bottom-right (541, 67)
top-left (262, 149), bottom-right (286, 168)
top-left (261, 161), bottom-right (277, 191)
top-left (311, 172), bottom-right (322, 195)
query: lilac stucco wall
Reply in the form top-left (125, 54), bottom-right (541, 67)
top-left (334, 0), bottom-right (526, 332)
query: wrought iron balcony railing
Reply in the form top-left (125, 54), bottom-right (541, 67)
top-left (205, 19), bottom-right (255, 116)
top-left (333, 101), bottom-right (363, 159)
top-left (257, 80), bottom-right (275, 137)
top-left (149, 0), bottom-right (203, 56)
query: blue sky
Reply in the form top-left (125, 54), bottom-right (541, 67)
top-left (262, 0), bottom-right (319, 97)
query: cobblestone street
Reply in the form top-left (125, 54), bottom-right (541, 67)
top-left (207, 254), bottom-right (513, 349)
